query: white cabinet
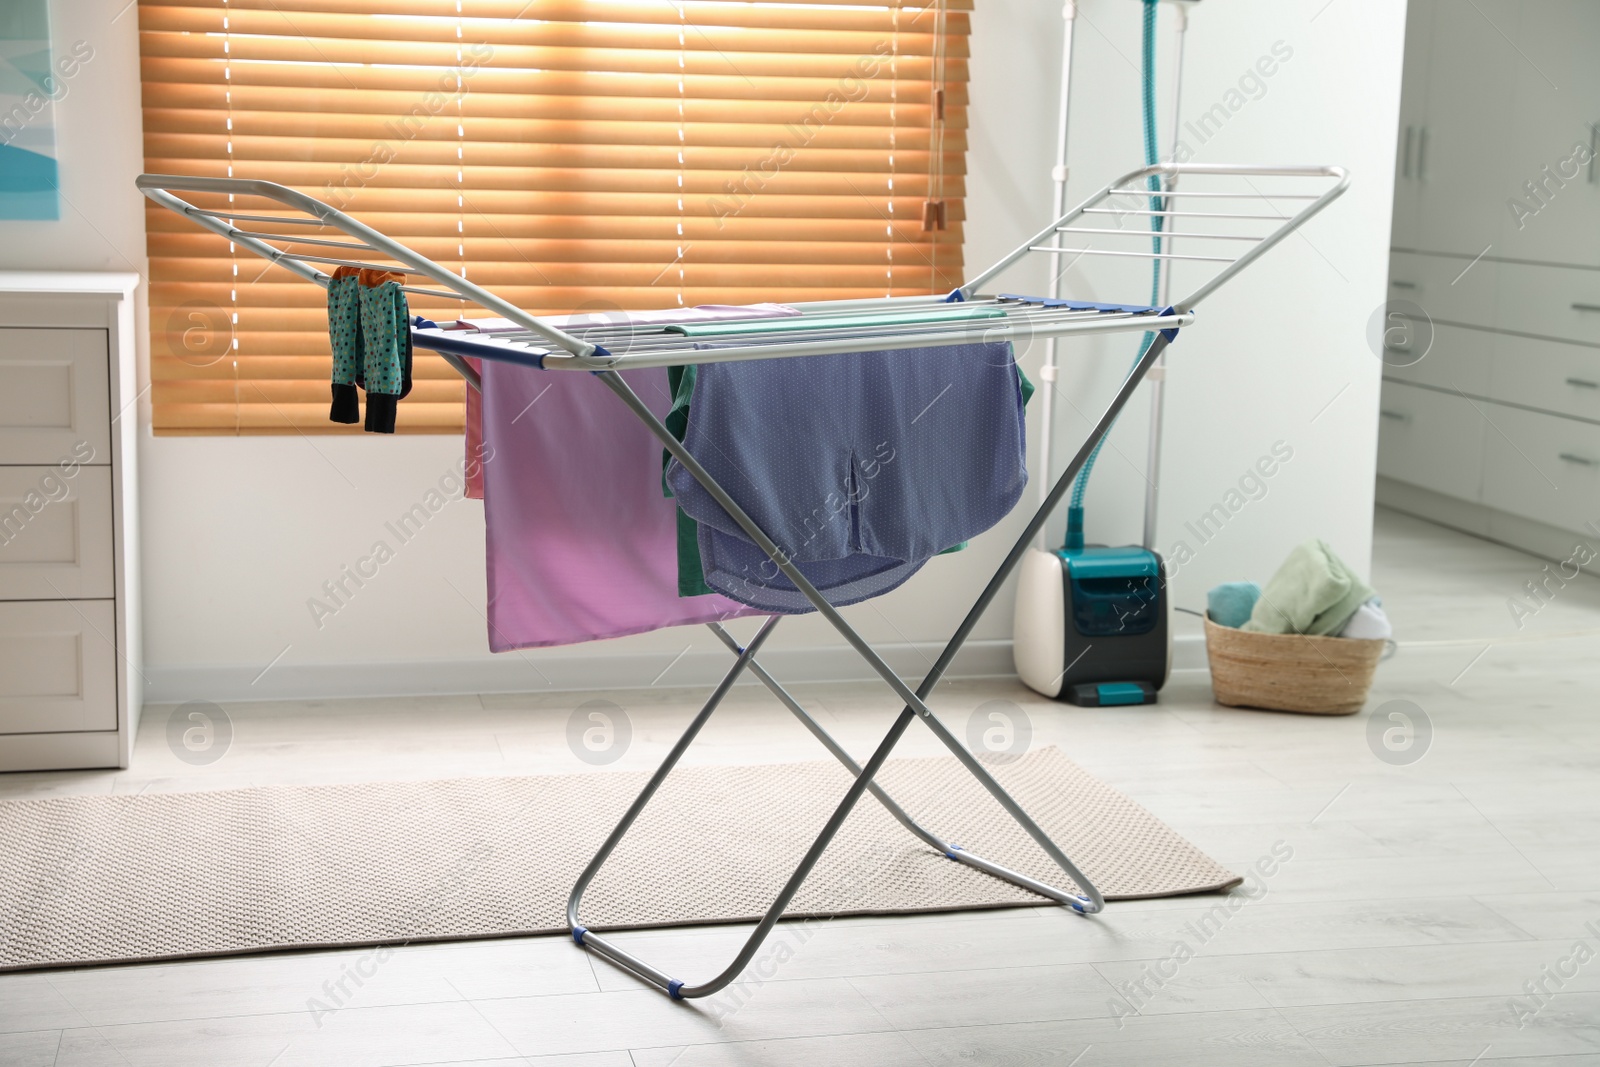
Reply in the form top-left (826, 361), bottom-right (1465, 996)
top-left (1494, 0), bottom-right (1600, 269)
top-left (1386, 250), bottom-right (1499, 330)
top-left (1376, 381), bottom-right (1486, 503)
top-left (1413, 0), bottom-right (1514, 258)
top-left (1480, 400), bottom-right (1600, 535)
top-left (0, 328), bottom-right (112, 463)
top-left (1495, 261), bottom-right (1600, 346)
top-left (1390, 0), bottom-right (1433, 250)
top-left (1383, 323), bottom-right (1493, 397)
top-left (0, 275), bottom-right (142, 772)
top-left (1383, 6), bottom-right (1600, 553)
top-left (0, 465), bottom-right (115, 600)
top-left (0, 600), bottom-right (119, 734)
top-left (1487, 333), bottom-right (1600, 423)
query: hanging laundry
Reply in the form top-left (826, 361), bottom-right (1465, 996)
top-left (477, 305), bottom-right (799, 648)
top-left (327, 267), bottom-right (363, 425)
top-left (481, 361), bottom-right (759, 649)
top-left (461, 304), bottom-right (801, 500)
top-left (663, 358), bottom-right (1034, 597)
top-left (325, 266), bottom-right (414, 433)
top-left (664, 341), bottom-right (1029, 614)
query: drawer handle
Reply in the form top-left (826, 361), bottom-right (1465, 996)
top-left (1389, 280), bottom-right (1417, 290)
top-left (1566, 377), bottom-right (1600, 389)
top-left (1559, 452), bottom-right (1597, 467)
top-left (1572, 303), bottom-right (1600, 313)
top-left (1379, 409), bottom-right (1411, 422)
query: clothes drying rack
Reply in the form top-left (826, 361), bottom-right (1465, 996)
top-left (137, 162), bottom-right (1347, 1000)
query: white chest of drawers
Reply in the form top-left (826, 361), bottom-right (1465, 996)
top-left (0, 273), bottom-right (143, 771)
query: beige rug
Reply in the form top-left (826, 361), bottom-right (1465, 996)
top-left (0, 746), bottom-right (1238, 972)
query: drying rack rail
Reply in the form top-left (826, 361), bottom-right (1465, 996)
top-left (136, 163), bottom-right (1346, 386)
top-left (136, 161), bottom-right (1346, 1001)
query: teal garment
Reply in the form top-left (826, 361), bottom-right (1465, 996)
top-left (328, 274), bottom-right (363, 387)
top-left (327, 273), bottom-right (364, 425)
top-left (1206, 581), bottom-right (1260, 628)
top-left (665, 364), bottom-right (715, 597)
top-left (359, 278), bottom-right (409, 397)
top-left (326, 270), bottom-right (414, 433)
top-left (1242, 539), bottom-right (1374, 636)
top-left (663, 360), bottom-right (1035, 598)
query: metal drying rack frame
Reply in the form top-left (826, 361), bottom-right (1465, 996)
top-left (137, 161), bottom-right (1347, 1000)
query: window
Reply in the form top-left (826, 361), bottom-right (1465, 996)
top-left (140, 0), bottom-right (971, 434)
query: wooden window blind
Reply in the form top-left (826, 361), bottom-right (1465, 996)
top-left (139, 0), bottom-right (971, 434)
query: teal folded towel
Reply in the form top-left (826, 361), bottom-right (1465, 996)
top-left (1243, 538), bottom-right (1375, 636)
top-left (1206, 581), bottom-right (1260, 628)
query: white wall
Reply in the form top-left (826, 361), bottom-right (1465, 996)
top-left (1, 0), bottom-right (1403, 702)
top-left (968, 0), bottom-right (1403, 615)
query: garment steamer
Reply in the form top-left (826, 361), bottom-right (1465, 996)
top-left (1014, 0), bottom-right (1196, 706)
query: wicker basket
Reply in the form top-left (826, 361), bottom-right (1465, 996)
top-left (1203, 615), bottom-right (1384, 715)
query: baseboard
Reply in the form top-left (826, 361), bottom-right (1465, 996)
top-left (1171, 632), bottom-right (1207, 672)
top-left (144, 638), bottom-right (1023, 704)
top-left (0, 731), bottom-right (123, 773)
top-left (146, 632), bottom-right (1213, 705)
top-left (146, 628), bottom-right (1216, 705)
top-left (1375, 477), bottom-right (1600, 575)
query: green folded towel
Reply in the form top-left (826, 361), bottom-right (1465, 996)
top-left (1242, 538), bottom-right (1374, 636)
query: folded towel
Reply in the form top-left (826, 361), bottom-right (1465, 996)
top-left (1242, 539), bottom-right (1374, 636)
top-left (1338, 597), bottom-right (1392, 640)
top-left (1206, 581), bottom-right (1261, 628)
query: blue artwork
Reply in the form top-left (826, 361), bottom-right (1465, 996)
top-left (0, 0), bottom-right (77, 220)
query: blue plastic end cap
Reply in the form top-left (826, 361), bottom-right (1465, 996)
top-left (411, 315), bottom-right (438, 330)
top-left (572, 925), bottom-right (587, 945)
top-left (589, 343), bottom-right (612, 357)
top-left (668, 979), bottom-right (685, 999)
top-left (1158, 306), bottom-right (1184, 343)
top-left (944, 287), bottom-right (966, 303)
top-left (943, 843), bottom-right (964, 859)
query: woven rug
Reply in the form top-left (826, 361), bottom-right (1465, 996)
top-left (0, 746), bottom-right (1238, 972)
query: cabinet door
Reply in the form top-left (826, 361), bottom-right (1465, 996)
top-left (0, 329), bottom-right (112, 465)
top-left (0, 466), bottom-right (114, 600)
top-left (1496, 260), bottom-right (1600, 347)
top-left (1480, 402), bottom-right (1600, 535)
top-left (1415, 0), bottom-right (1515, 257)
top-left (1387, 250), bottom-right (1500, 329)
top-left (1487, 332), bottom-right (1600, 422)
top-left (0, 599), bottom-right (118, 734)
top-left (1383, 323), bottom-right (1493, 397)
top-left (1391, 0), bottom-right (1434, 249)
top-left (1377, 381), bottom-right (1486, 502)
top-left (1493, 0), bottom-right (1600, 268)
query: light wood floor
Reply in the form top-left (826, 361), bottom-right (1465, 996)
top-left (3, 508), bottom-right (1600, 1066)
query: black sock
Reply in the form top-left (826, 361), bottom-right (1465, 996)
top-left (330, 382), bottom-right (360, 424)
top-left (365, 392), bottom-right (398, 434)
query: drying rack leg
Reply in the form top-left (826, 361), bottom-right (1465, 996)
top-left (703, 621), bottom-right (1089, 906)
top-left (569, 336), bottom-right (1168, 1000)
